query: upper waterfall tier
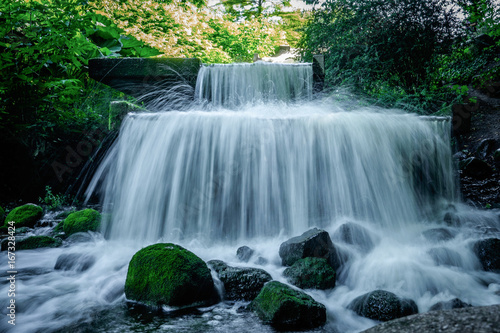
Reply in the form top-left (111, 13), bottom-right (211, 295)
top-left (194, 62), bottom-right (313, 108)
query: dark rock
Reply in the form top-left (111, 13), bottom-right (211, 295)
top-left (255, 256), bottom-right (268, 265)
top-left (476, 139), bottom-right (497, 160)
top-left (250, 281), bottom-right (326, 330)
top-left (279, 228), bottom-right (346, 271)
top-left (283, 257), bottom-right (336, 290)
top-left (207, 259), bottom-right (272, 301)
top-left (1, 236), bottom-right (62, 251)
top-left (54, 253), bottom-right (96, 272)
top-left (125, 243), bottom-right (218, 308)
top-left (422, 228), bottom-right (456, 242)
top-left (460, 157), bottom-right (493, 180)
top-left (428, 247), bottom-right (464, 267)
top-left (63, 209), bottom-right (101, 236)
top-left (348, 290), bottom-right (418, 322)
top-left (236, 246), bottom-right (254, 263)
top-left (473, 238), bottom-right (500, 272)
top-left (3, 204), bottom-right (43, 228)
top-left (65, 232), bottom-right (95, 243)
top-left (494, 149), bottom-right (500, 162)
top-left (429, 298), bottom-right (472, 311)
top-left (443, 212), bottom-right (461, 227)
top-left (332, 222), bottom-right (378, 253)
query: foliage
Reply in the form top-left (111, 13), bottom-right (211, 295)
top-left (39, 186), bottom-right (71, 210)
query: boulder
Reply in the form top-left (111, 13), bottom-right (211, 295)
top-left (283, 257), bottom-right (336, 290)
top-left (236, 246), bottom-right (254, 263)
top-left (63, 209), bottom-right (101, 236)
top-left (250, 281), bottom-right (326, 330)
top-left (460, 157), bottom-right (492, 180)
top-left (443, 211), bottom-right (461, 227)
top-left (473, 238), bottom-right (500, 272)
top-left (4, 204), bottom-right (43, 228)
top-left (6, 236), bottom-right (62, 251)
top-left (125, 243), bottom-right (217, 308)
top-left (332, 222), bottom-right (378, 253)
top-left (54, 253), bottom-right (96, 272)
top-left (207, 259), bottom-right (272, 301)
top-left (348, 290), bottom-right (418, 322)
top-left (429, 298), bottom-right (472, 311)
top-left (422, 228), bottom-right (456, 242)
top-left (279, 228), bottom-right (345, 271)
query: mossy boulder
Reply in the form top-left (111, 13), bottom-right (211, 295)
top-left (473, 238), bottom-right (500, 272)
top-left (283, 257), bottom-right (336, 290)
top-left (125, 243), bottom-right (218, 308)
top-left (4, 204), bottom-right (43, 228)
top-left (348, 290), bottom-right (418, 322)
top-left (11, 236), bottom-right (62, 251)
top-left (63, 209), bottom-right (101, 236)
top-left (208, 259), bottom-right (272, 301)
top-left (250, 281), bottom-right (326, 330)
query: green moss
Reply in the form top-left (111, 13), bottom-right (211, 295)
top-left (63, 209), bottom-right (101, 236)
top-left (17, 236), bottom-right (62, 250)
top-left (4, 204), bottom-right (43, 228)
top-left (251, 281), bottom-right (326, 330)
top-left (283, 257), bottom-right (336, 290)
top-left (125, 243), bottom-right (216, 308)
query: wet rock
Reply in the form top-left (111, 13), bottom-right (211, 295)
top-left (3, 204), bottom-right (43, 228)
top-left (460, 157), bottom-right (492, 180)
top-left (279, 228), bottom-right (346, 271)
top-left (255, 256), bottom-right (268, 265)
top-left (332, 222), bottom-right (378, 253)
top-left (422, 228), bottom-right (456, 242)
top-left (1, 236), bottom-right (62, 251)
top-left (473, 238), bottom-right (500, 272)
top-left (207, 259), bottom-right (272, 301)
top-left (65, 232), bottom-right (95, 243)
top-left (63, 209), bottom-right (101, 236)
top-left (443, 212), bottom-right (461, 227)
top-left (125, 243), bottom-right (218, 308)
top-left (476, 138), bottom-right (497, 160)
top-left (236, 245), bottom-right (254, 262)
top-left (348, 290), bottom-right (418, 322)
top-left (250, 281), bottom-right (326, 330)
top-left (283, 257), bottom-right (336, 290)
top-left (429, 298), bottom-right (472, 311)
top-left (428, 247), bottom-right (464, 267)
top-left (54, 253), bottom-right (96, 272)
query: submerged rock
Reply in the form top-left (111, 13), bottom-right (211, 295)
top-left (125, 243), bottom-right (217, 308)
top-left (4, 203), bottom-right (43, 228)
top-left (332, 222), bottom-right (378, 253)
top-left (279, 228), bottom-right (345, 271)
top-left (422, 228), bottom-right (456, 242)
top-left (54, 253), bottom-right (96, 272)
top-left (208, 259), bottom-right (272, 301)
top-left (473, 238), bottom-right (500, 272)
top-left (348, 290), bottom-right (418, 322)
top-left (283, 257), bottom-right (336, 290)
top-left (250, 281), bottom-right (326, 330)
top-left (428, 247), bottom-right (464, 267)
top-left (236, 246), bottom-right (254, 262)
top-left (63, 209), bottom-right (101, 236)
top-left (429, 298), bottom-right (472, 311)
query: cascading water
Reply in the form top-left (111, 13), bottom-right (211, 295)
top-left (1, 61), bottom-right (499, 333)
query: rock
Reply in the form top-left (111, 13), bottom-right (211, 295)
top-left (443, 211), bottom-right (461, 227)
top-left (54, 253), bottom-right (96, 272)
top-left (473, 238), bottom-right (500, 272)
top-left (3, 204), bottom-right (43, 228)
top-left (460, 157), bottom-right (492, 180)
top-left (476, 139), bottom-right (497, 160)
top-left (2, 236), bottom-right (62, 251)
top-left (125, 243), bottom-right (217, 308)
top-left (360, 304), bottom-right (500, 333)
top-left (236, 246), bottom-right (254, 262)
top-left (429, 298), bottom-right (472, 311)
top-left (63, 209), bottom-right (101, 236)
top-left (421, 228), bottom-right (456, 242)
top-left (250, 281), bottom-right (326, 330)
top-left (348, 290), bottom-right (418, 322)
top-left (332, 222), bottom-right (378, 253)
top-left (65, 232), bottom-right (95, 243)
top-left (283, 257), bottom-right (336, 290)
top-left (494, 149), bottom-right (500, 162)
top-left (428, 247), bottom-right (464, 267)
top-left (255, 256), bottom-right (268, 265)
top-left (279, 228), bottom-right (345, 271)
top-left (208, 260), bottom-right (272, 301)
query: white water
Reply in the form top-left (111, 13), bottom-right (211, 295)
top-left (2, 62), bottom-right (499, 333)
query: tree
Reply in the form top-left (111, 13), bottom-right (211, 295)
top-left (221, 0), bottom-right (291, 20)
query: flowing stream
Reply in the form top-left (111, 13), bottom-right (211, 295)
top-left (1, 62), bottom-right (499, 333)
